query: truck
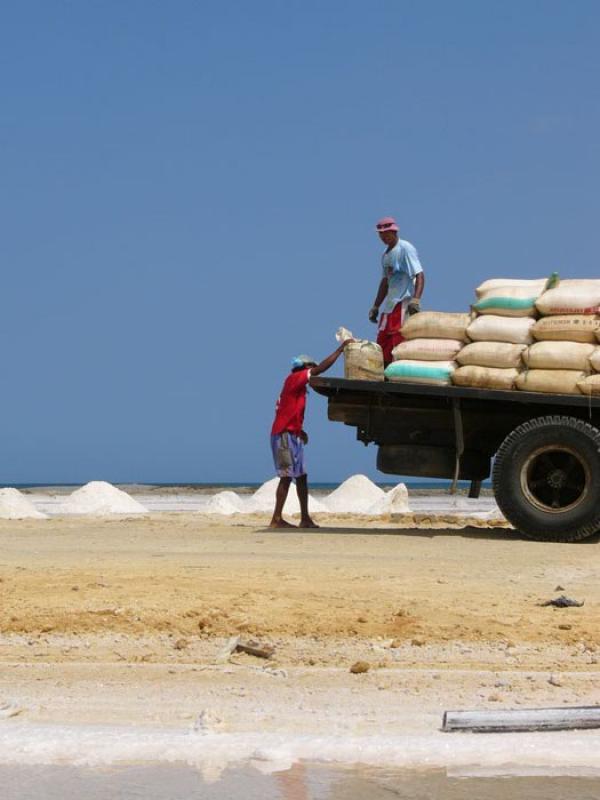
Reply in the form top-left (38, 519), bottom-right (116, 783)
top-left (310, 376), bottom-right (600, 542)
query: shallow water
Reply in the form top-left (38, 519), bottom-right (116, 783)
top-left (3, 763), bottom-right (600, 800)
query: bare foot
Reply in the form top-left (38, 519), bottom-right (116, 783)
top-left (269, 519), bottom-right (296, 529)
top-left (298, 517), bottom-right (320, 529)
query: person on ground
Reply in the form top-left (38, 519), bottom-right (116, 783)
top-left (269, 341), bottom-right (352, 529)
top-left (369, 216), bottom-right (425, 365)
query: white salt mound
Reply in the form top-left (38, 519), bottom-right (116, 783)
top-left (0, 488), bottom-right (47, 520)
top-left (324, 474), bottom-right (385, 514)
top-left (248, 478), bottom-right (327, 515)
top-left (203, 491), bottom-right (245, 515)
top-left (61, 481), bottom-right (148, 515)
top-left (368, 482), bottom-right (410, 515)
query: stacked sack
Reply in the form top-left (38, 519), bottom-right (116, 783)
top-left (384, 312), bottom-right (470, 385)
top-left (580, 339), bottom-right (600, 396)
top-left (453, 278), bottom-right (550, 390)
top-left (519, 279), bottom-right (600, 394)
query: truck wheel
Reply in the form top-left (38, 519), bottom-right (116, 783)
top-left (493, 415), bottom-right (600, 542)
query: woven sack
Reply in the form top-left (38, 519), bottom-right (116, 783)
top-left (401, 312), bottom-right (470, 342)
top-left (456, 342), bottom-right (527, 369)
top-left (391, 338), bottom-right (463, 362)
top-left (523, 341), bottom-right (594, 371)
top-left (533, 315), bottom-right (600, 344)
top-left (452, 366), bottom-right (520, 390)
top-left (516, 369), bottom-right (586, 395)
top-left (475, 278), bottom-right (548, 300)
top-left (473, 286), bottom-right (540, 317)
top-left (586, 349), bottom-right (600, 372)
top-left (344, 341), bottom-right (384, 381)
top-left (577, 375), bottom-right (600, 396)
top-left (385, 359), bottom-right (456, 386)
top-left (467, 315), bottom-right (535, 344)
top-left (536, 282), bottom-right (600, 316)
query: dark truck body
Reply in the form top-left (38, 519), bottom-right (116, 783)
top-left (311, 377), bottom-right (600, 541)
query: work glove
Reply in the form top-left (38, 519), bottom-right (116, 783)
top-left (368, 306), bottom-right (379, 323)
top-left (407, 298), bottom-right (421, 316)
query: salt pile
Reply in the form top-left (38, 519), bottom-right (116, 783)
top-left (323, 474), bottom-right (385, 514)
top-left (203, 491), bottom-right (245, 515)
top-left (247, 478), bottom-right (327, 515)
top-left (372, 482), bottom-right (410, 515)
top-left (60, 481), bottom-right (148, 515)
top-left (0, 488), bottom-right (47, 520)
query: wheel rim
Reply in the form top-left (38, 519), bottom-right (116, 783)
top-left (520, 445), bottom-right (590, 514)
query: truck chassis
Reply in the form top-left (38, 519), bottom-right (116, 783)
top-left (311, 377), bottom-right (600, 543)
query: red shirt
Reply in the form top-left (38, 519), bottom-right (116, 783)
top-left (271, 369), bottom-right (311, 436)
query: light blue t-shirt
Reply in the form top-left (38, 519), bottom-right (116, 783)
top-left (381, 239), bottom-right (423, 314)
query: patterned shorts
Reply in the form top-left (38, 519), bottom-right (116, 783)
top-left (270, 432), bottom-right (306, 479)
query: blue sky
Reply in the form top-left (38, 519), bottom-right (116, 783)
top-left (1, 1), bottom-right (599, 484)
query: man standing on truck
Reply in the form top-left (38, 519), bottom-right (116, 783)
top-left (270, 341), bottom-right (352, 529)
top-left (369, 216), bottom-right (425, 365)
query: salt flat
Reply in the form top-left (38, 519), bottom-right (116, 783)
top-left (0, 513), bottom-right (598, 771)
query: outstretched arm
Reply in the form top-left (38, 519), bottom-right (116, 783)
top-left (311, 340), bottom-right (352, 377)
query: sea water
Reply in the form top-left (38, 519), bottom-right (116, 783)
top-left (3, 762), bottom-right (600, 800)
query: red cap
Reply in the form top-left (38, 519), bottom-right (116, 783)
top-left (376, 216), bottom-right (399, 233)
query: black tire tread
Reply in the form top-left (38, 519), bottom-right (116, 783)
top-left (493, 415), bottom-right (600, 543)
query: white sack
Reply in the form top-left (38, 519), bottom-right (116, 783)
top-left (391, 338), bottom-right (463, 362)
top-left (516, 370), bottom-right (586, 395)
top-left (536, 283), bottom-right (600, 316)
top-left (523, 341), bottom-right (595, 371)
top-left (467, 315), bottom-right (535, 344)
top-left (401, 312), bottom-right (471, 342)
top-left (533, 315), bottom-right (600, 344)
top-left (452, 366), bottom-right (520, 391)
top-left (457, 341), bottom-right (527, 369)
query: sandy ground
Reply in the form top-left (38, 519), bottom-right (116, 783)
top-left (1, 512), bottom-right (600, 768)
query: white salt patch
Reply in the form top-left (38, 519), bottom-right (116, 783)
top-left (203, 491), bottom-right (245, 515)
top-left (1, 723), bottom-right (600, 772)
top-left (368, 482), bottom-right (410, 515)
top-left (60, 481), bottom-right (148, 515)
top-left (323, 474), bottom-right (385, 514)
top-left (0, 488), bottom-right (47, 520)
top-left (247, 478), bottom-right (327, 515)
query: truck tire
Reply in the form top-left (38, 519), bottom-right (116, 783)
top-left (493, 415), bottom-right (600, 542)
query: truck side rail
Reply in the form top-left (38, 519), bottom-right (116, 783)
top-left (310, 376), bottom-right (600, 410)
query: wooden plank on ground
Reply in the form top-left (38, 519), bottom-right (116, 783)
top-left (443, 706), bottom-right (600, 733)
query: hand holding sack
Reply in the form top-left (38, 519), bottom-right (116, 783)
top-left (406, 298), bottom-right (421, 316)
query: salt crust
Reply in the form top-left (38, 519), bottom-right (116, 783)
top-left (60, 481), bottom-right (148, 515)
top-left (1, 723), bottom-right (599, 774)
top-left (0, 488), bottom-right (47, 520)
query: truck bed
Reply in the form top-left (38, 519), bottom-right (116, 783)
top-left (310, 376), bottom-right (600, 410)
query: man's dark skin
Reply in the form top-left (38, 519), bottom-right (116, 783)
top-left (369, 228), bottom-right (425, 323)
top-left (269, 341), bottom-right (352, 530)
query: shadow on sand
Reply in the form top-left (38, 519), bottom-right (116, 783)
top-left (259, 526), bottom-right (600, 544)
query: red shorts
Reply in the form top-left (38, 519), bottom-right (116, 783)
top-left (377, 302), bottom-right (405, 366)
